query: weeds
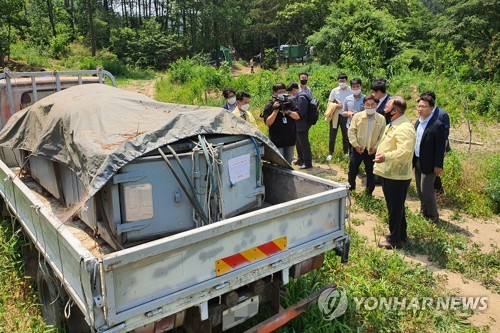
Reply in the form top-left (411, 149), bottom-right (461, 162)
top-left (277, 231), bottom-right (487, 333)
top-left (0, 220), bottom-right (49, 332)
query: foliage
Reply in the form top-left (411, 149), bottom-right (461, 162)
top-left (110, 20), bottom-right (185, 70)
top-left (276, 0), bottom-right (331, 42)
top-left (261, 49), bottom-right (278, 70)
top-left (307, 0), bottom-right (404, 81)
top-left (0, 220), bottom-right (50, 332)
top-left (431, 0), bottom-right (500, 80)
top-left (485, 154), bottom-right (500, 214)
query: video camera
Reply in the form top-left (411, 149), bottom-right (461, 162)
top-left (272, 94), bottom-right (293, 112)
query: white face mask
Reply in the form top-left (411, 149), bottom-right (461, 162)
top-left (240, 103), bottom-right (250, 112)
top-left (277, 93), bottom-right (285, 99)
top-left (227, 97), bottom-right (236, 105)
top-left (365, 108), bottom-right (376, 115)
top-left (339, 82), bottom-right (347, 88)
top-left (352, 89), bottom-right (361, 95)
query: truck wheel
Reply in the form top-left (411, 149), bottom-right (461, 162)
top-left (37, 260), bottom-right (68, 330)
top-left (36, 260), bottom-right (91, 333)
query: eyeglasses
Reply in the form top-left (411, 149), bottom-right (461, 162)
top-left (364, 104), bottom-right (377, 108)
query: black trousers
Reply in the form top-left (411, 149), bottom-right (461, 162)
top-left (348, 148), bottom-right (375, 192)
top-left (296, 130), bottom-right (312, 167)
top-left (380, 177), bottom-right (411, 243)
top-left (329, 115), bottom-right (349, 155)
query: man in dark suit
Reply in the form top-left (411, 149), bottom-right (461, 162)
top-left (413, 94), bottom-right (446, 223)
top-left (371, 79), bottom-right (391, 124)
top-left (419, 91), bottom-right (451, 195)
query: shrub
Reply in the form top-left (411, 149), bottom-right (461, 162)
top-left (261, 49), bottom-right (277, 70)
top-left (485, 154), bottom-right (500, 214)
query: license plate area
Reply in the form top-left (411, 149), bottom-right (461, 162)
top-left (222, 295), bottom-right (259, 330)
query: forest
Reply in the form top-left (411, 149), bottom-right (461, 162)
top-left (1, 0), bottom-right (499, 85)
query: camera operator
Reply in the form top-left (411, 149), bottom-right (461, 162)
top-left (261, 82), bottom-right (300, 164)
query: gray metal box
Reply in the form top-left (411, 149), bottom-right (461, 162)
top-left (102, 137), bottom-right (265, 246)
top-left (25, 136), bottom-right (265, 248)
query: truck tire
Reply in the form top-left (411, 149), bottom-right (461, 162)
top-left (37, 260), bottom-right (68, 331)
top-left (37, 260), bottom-right (90, 333)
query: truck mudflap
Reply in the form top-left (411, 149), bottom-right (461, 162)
top-left (243, 282), bottom-right (338, 333)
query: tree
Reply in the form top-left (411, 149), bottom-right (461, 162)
top-left (277, 0), bottom-right (331, 43)
top-left (307, 0), bottom-right (404, 78)
top-left (432, 0), bottom-right (500, 79)
top-left (0, 0), bottom-right (24, 67)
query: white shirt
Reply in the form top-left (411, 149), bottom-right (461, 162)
top-left (328, 86), bottom-right (352, 103)
top-left (415, 115), bottom-right (432, 157)
top-left (377, 94), bottom-right (389, 109)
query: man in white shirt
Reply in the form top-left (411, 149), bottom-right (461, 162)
top-left (413, 94), bottom-right (446, 223)
top-left (326, 73), bottom-right (352, 161)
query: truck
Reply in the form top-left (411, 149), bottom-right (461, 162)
top-left (0, 67), bottom-right (350, 333)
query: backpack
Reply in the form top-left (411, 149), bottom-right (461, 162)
top-left (305, 95), bottom-right (320, 125)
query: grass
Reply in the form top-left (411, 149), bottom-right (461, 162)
top-left (237, 230), bottom-right (489, 333)
top-left (0, 219), bottom-right (51, 332)
top-left (352, 192), bottom-right (500, 293)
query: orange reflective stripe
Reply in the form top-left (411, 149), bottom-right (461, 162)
top-left (216, 237), bottom-right (287, 276)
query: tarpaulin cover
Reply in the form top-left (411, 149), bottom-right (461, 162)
top-left (0, 84), bottom-right (289, 198)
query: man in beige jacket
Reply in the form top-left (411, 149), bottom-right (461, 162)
top-left (347, 94), bottom-right (386, 195)
top-left (373, 96), bottom-right (416, 249)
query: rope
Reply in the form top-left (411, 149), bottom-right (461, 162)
top-left (64, 298), bottom-right (74, 319)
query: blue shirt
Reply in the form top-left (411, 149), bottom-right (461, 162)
top-left (343, 93), bottom-right (365, 127)
top-left (415, 115), bottom-right (432, 157)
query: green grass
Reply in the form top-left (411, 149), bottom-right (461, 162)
top-left (351, 192), bottom-right (500, 293)
top-left (237, 230), bottom-right (488, 333)
top-left (0, 219), bottom-right (51, 332)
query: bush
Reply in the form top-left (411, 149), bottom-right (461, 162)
top-left (485, 154), bottom-right (500, 214)
top-left (261, 49), bottom-right (277, 70)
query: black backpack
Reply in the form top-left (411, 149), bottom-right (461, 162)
top-left (305, 95), bottom-right (320, 125)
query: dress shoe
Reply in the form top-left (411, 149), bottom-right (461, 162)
top-left (378, 239), bottom-right (403, 249)
top-left (293, 160), bottom-right (303, 166)
top-left (300, 165), bottom-right (313, 169)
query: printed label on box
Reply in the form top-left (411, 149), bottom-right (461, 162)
top-left (228, 154), bottom-right (250, 185)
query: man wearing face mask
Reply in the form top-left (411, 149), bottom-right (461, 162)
top-left (298, 72), bottom-right (313, 99)
top-left (342, 78), bottom-right (365, 128)
top-left (347, 94), bottom-right (386, 195)
top-left (373, 96), bottom-right (416, 249)
top-left (261, 83), bottom-right (300, 164)
top-left (233, 92), bottom-right (257, 126)
top-left (288, 82), bottom-right (313, 169)
top-left (221, 88), bottom-right (237, 112)
top-left (327, 73), bottom-right (352, 161)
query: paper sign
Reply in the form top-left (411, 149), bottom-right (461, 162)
top-left (228, 154), bottom-right (251, 185)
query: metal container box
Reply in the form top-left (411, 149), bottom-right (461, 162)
top-left (26, 136), bottom-right (265, 248)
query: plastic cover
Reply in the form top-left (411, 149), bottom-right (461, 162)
top-left (0, 84), bottom-right (288, 199)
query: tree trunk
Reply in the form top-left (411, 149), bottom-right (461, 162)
top-left (87, 0), bottom-right (96, 56)
top-left (213, 3), bottom-right (220, 68)
top-left (46, 0), bottom-right (57, 37)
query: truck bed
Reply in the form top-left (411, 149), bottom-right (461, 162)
top-left (0, 161), bottom-right (348, 332)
